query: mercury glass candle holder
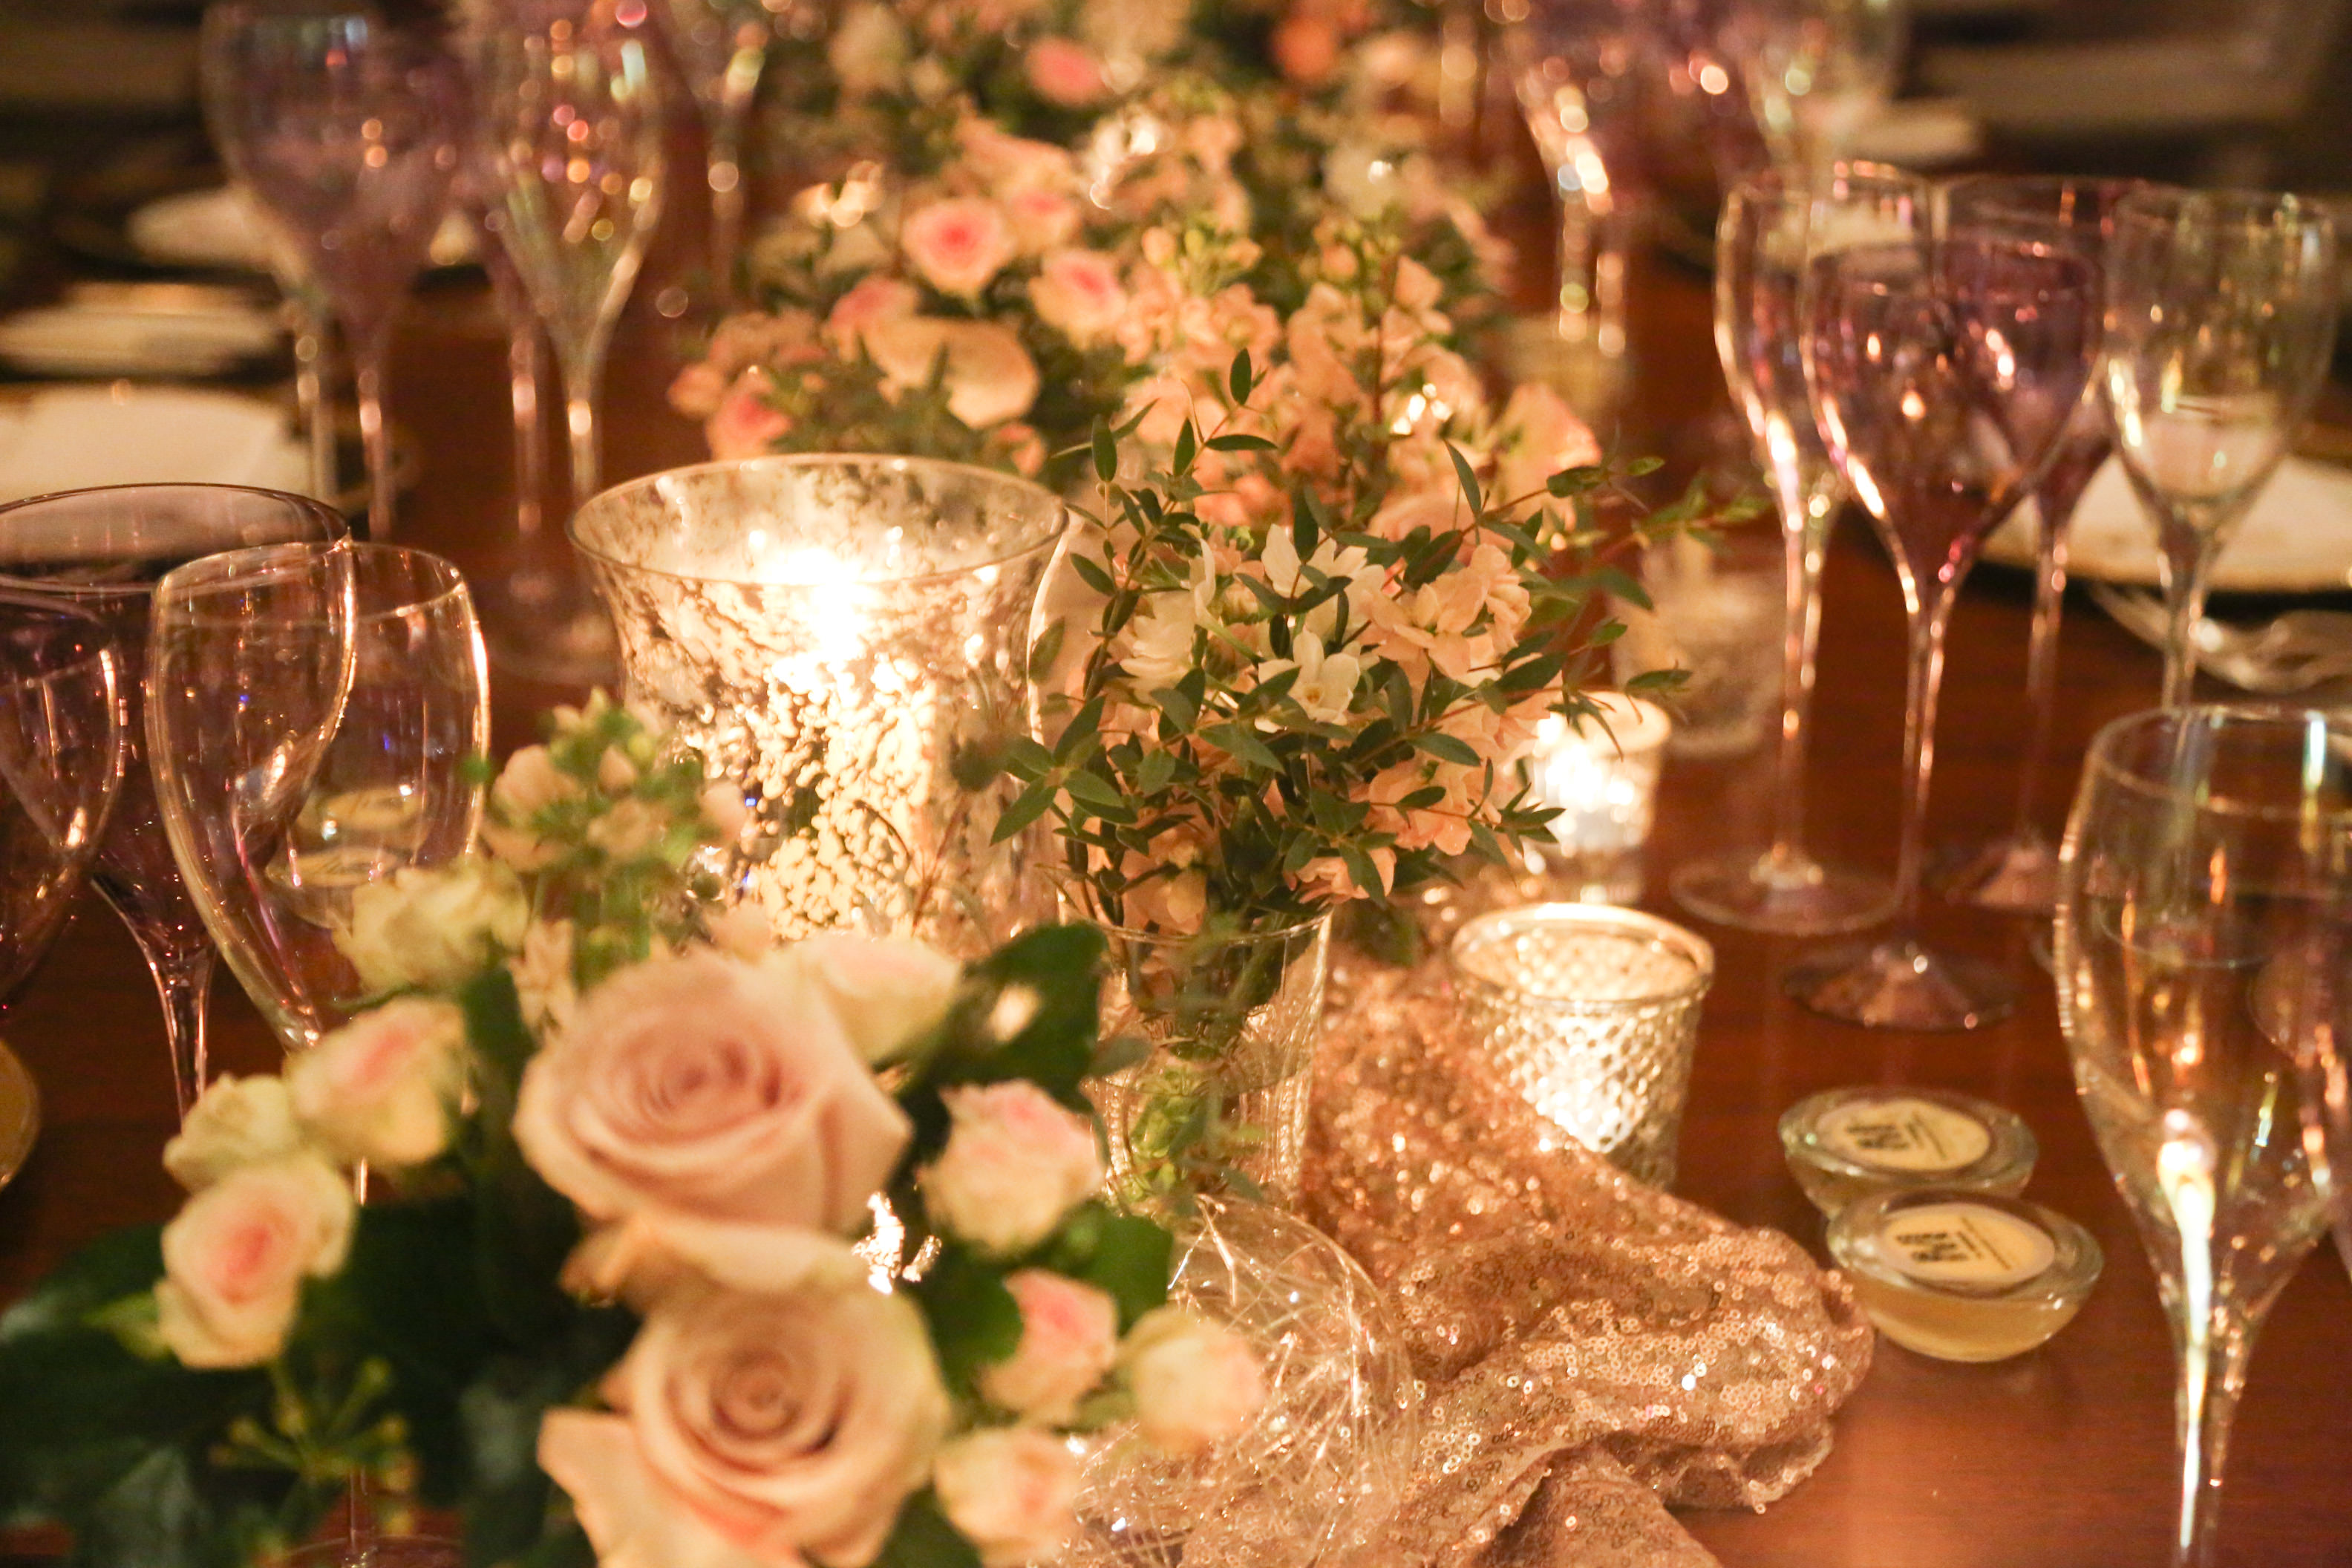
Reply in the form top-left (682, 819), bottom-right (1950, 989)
top-left (571, 456), bottom-right (1067, 955)
top-left (1526, 692), bottom-right (1671, 903)
top-left (1449, 902), bottom-right (1714, 1187)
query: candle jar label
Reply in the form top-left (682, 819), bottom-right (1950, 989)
top-left (1878, 1200), bottom-right (2056, 1290)
top-left (1818, 1096), bottom-right (1992, 1174)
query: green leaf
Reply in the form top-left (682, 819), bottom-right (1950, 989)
top-left (1045, 1207), bottom-right (1175, 1329)
top-left (1204, 433), bottom-right (1276, 453)
top-left (1173, 419), bottom-right (1198, 475)
top-left (1446, 443), bottom-right (1483, 518)
top-left (1026, 618), bottom-right (1066, 682)
top-left (990, 783), bottom-right (1058, 844)
top-left (912, 1250), bottom-right (1023, 1395)
top-left (1061, 767), bottom-right (1133, 817)
top-left (1227, 349), bottom-right (1254, 404)
top-left (1068, 552), bottom-right (1115, 595)
top-left (1417, 731), bottom-right (1483, 766)
top-left (1134, 748), bottom-right (1177, 797)
top-left (1092, 422), bottom-right (1117, 484)
top-left (873, 1489), bottom-right (984, 1568)
top-left (1004, 736), bottom-right (1056, 777)
top-left (1203, 722), bottom-right (1282, 774)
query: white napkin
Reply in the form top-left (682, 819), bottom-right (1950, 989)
top-left (0, 387), bottom-right (301, 504)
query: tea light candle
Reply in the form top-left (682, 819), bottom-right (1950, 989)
top-left (1529, 693), bottom-right (1672, 904)
top-left (1780, 1086), bottom-right (2037, 1216)
top-left (1828, 1189), bottom-right (2102, 1362)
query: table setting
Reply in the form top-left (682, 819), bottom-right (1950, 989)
top-left (0, 0), bottom-right (2348, 1567)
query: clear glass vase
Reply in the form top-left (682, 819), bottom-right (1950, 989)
top-left (570, 456), bottom-right (1067, 956)
top-left (1091, 914), bottom-right (1333, 1207)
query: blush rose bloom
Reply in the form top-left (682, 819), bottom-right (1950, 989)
top-left (164, 1074), bottom-right (308, 1192)
top-left (932, 1428), bottom-right (1082, 1567)
top-left (539, 1282), bottom-right (950, 1568)
top-left (770, 932), bottom-right (961, 1065)
top-left (900, 199), bottom-right (1016, 298)
top-left (336, 858), bottom-right (529, 994)
top-left (1029, 250), bottom-right (1128, 348)
top-left (979, 1270), bottom-right (1120, 1423)
top-left (287, 996), bottom-right (468, 1169)
top-left (921, 1082), bottom-right (1101, 1256)
top-left (706, 371), bottom-right (791, 460)
top-left (864, 318), bottom-right (1041, 431)
top-left (481, 745), bottom-right (580, 870)
top-left (826, 275), bottom-right (920, 355)
top-left (514, 947), bottom-right (909, 1249)
top-left (1119, 1307), bottom-right (1265, 1456)
top-left (155, 1153), bottom-right (355, 1368)
top-left (1023, 37), bottom-right (1106, 107)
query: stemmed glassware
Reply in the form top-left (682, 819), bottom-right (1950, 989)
top-left (1509, 0), bottom-right (1652, 375)
top-left (0, 597), bottom-right (127, 1185)
top-left (471, 0), bottom-right (667, 684)
top-left (1938, 177), bottom-right (2148, 913)
top-left (1670, 168), bottom-right (1890, 935)
top-left (200, 2), bottom-right (467, 540)
top-left (0, 484), bottom-right (349, 1115)
top-left (1737, 0), bottom-right (1907, 183)
top-left (2101, 189), bottom-right (2339, 708)
top-left (2056, 705), bottom-right (2345, 1568)
top-left (148, 544), bottom-right (486, 1051)
top-left (661, 0), bottom-right (778, 308)
top-left (1786, 162), bottom-right (2098, 1029)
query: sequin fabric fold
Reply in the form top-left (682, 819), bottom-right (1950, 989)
top-left (1302, 960), bottom-right (1874, 1568)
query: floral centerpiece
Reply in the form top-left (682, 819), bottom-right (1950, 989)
top-left (0, 699), bottom-right (1258, 1568)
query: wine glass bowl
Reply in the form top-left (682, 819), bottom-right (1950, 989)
top-left (148, 543), bottom-right (488, 1052)
top-left (1670, 166), bottom-right (1892, 935)
top-left (0, 595), bottom-right (128, 1189)
top-left (0, 483), bottom-right (350, 1114)
top-left (2101, 189), bottom-right (2339, 708)
top-left (1738, 0), bottom-right (1907, 183)
top-left (1783, 164), bottom-right (2098, 1029)
top-left (662, 0), bottom-right (781, 307)
top-left (201, 2), bottom-right (467, 540)
top-left (2056, 704), bottom-right (2346, 1568)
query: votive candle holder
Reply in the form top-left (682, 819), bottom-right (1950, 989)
top-left (1528, 692), bottom-right (1672, 903)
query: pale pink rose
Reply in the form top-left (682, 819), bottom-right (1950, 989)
top-left (670, 360), bottom-right (732, 419)
top-left (953, 120), bottom-right (1074, 192)
top-left (513, 949), bottom-right (910, 1241)
top-left (164, 1074), bottom-right (307, 1192)
top-left (771, 932), bottom-right (962, 1065)
top-left (588, 797), bottom-right (671, 861)
top-left (932, 1428), bottom-right (1082, 1568)
top-left (336, 858), bottom-right (529, 994)
top-left (865, 318), bottom-right (1041, 431)
top-left (1024, 37), bottom-right (1106, 107)
top-left (155, 1154), bottom-right (355, 1368)
top-left (900, 199), bottom-right (1016, 298)
top-left (540, 1282), bottom-right (949, 1568)
top-left (706, 371), bottom-right (791, 461)
top-left (1029, 250), bottom-right (1128, 348)
top-left (705, 903), bottom-right (774, 962)
top-left (287, 996), bottom-right (468, 1169)
top-left (1119, 1307), bottom-right (1264, 1456)
top-left (563, 1212), bottom-right (866, 1307)
top-left (1494, 381), bottom-right (1601, 505)
top-left (1003, 187), bottom-right (1080, 254)
top-left (979, 1270), bottom-right (1120, 1423)
top-left (921, 1082), bottom-right (1101, 1255)
top-left (826, 275), bottom-right (921, 353)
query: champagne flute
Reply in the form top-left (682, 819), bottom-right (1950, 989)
top-left (0, 484), bottom-right (350, 1115)
top-left (2102, 189), bottom-right (2339, 709)
top-left (1670, 167), bottom-right (1891, 935)
top-left (1786, 163), bottom-right (2098, 1030)
top-left (1738, 0), bottom-right (1906, 184)
top-left (1939, 177), bottom-right (2150, 914)
top-left (660, 0), bottom-right (778, 308)
top-left (2056, 705), bottom-right (2345, 1568)
top-left (0, 596), bottom-right (127, 1186)
top-left (148, 545), bottom-right (487, 1052)
top-left (471, 0), bottom-right (667, 684)
top-left (200, 1), bottom-right (467, 540)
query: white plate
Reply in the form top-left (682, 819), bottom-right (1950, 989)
top-left (0, 296), bottom-right (283, 378)
top-left (0, 385), bottom-right (307, 504)
top-left (1982, 455), bottom-right (2352, 594)
top-left (126, 186), bottom-right (478, 272)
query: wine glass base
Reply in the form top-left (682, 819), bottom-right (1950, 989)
top-left (482, 567), bottom-right (618, 688)
top-left (1670, 848), bottom-right (1893, 936)
top-left (287, 1536), bottom-right (459, 1568)
top-left (1938, 832), bottom-right (2059, 914)
top-left (0, 1040), bottom-right (38, 1192)
top-left (1783, 936), bottom-right (2016, 1031)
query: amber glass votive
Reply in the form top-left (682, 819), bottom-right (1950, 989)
top-left (1829, 1188), bottom-right (2102, 1362)
top-left (1780, 1085), bottom-right (2037, 1215)
top-left (1451, 903), bottom-right (1715, 1188)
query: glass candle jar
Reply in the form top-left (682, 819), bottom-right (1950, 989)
top-left (1450, 902), bottom-right (1714, 1187)
top-left (1527, 692), bottom-right (1672, 904)
top-left (1829, 1188), bottom-right (2102, 1362)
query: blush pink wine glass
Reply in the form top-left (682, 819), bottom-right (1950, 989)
top-left (1784, 163), bottom-right (2098, 1030)
top-left (0, 485), bottom-right (348, 1117)
top-left (201, 1), bottom-right (466, 540)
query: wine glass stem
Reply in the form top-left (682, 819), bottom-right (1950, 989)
top-left (2160, 1143), bottom-right (2254, 1568)
top-left (151, 950), bottom-right (215, 1121)
top-left (1553, 148), bottom-right (1628, 358)
top-left (1766, 478), bottom-right (1834, 866)
top-left (564, 365), bottom-right (603, 516)
top-left (354, 343), bottom-right (395, 540)
top-left (290, 304), bottom-right (337, 503)
top-left (489, 254), bottom-right (547, 546)
top-left (708, 107), bottom-right (750, 310)
top-left (2010, 480), bottom-right (2084, 842)
top-left (2158, 523), bottom-right (2223, 708)
top-left (1891, 582), bottom-right (1959, 931)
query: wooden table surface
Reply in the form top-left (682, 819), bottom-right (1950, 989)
top-left (2, 229), bottom-right (2348, 1567)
